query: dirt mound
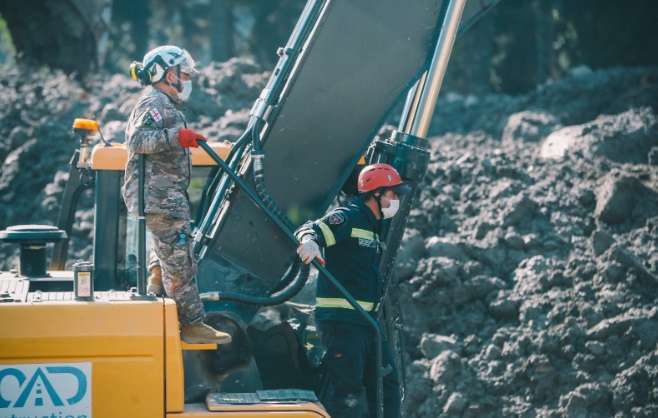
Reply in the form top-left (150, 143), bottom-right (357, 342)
top-left (399, 67), bottom-right (658, 417)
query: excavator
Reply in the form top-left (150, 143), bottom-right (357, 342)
top-left (0, 1), bottom-right (500, 417)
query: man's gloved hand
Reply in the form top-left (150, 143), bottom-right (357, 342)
top-left (297, 239), bottom-right (325, 265)
top-left (178, 128), bottom-right (206, 148)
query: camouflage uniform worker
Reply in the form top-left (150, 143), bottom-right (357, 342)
top-left (123, 45), bottom-right (230, 344)
top-left (295, 163), bottom-right (410, 418)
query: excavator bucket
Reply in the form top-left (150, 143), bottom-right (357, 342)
top-left (196, 0), bottom-right (447, 297)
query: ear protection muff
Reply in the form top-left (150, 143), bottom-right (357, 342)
top-left (129, 61), bottom-right (152, 86)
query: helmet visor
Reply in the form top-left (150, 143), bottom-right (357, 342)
top-left (391, 183), bottom-right (412, 196)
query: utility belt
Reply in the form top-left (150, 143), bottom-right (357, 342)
top-left (316, 297), bottom-right (378, 312)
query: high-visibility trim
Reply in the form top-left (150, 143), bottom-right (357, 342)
top-left (351, 228), bottom-right (375, 240)
top-left (317, 221), bottom-right (336, 247)
top-left (316, 297), bottom-right (375, 311)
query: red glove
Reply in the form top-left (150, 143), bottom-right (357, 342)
top-left (178, 128), bottom-right (206, 148)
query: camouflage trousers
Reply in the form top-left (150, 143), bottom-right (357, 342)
top-left (146, 213), bottom-right (205, 326)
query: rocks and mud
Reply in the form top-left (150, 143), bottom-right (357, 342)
top-left (398, 67), bottom-right (658, 417)
top-left (1, 59), bottom-right (657, 417)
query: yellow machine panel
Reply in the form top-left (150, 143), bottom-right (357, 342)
top-left (165, 298), bottom-right (185, 413)
top-left (90, 142), bottom-right (232, 171)
top-left (0, 297), bottom-right (165, 418)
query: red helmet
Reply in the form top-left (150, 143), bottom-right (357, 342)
top-left (357, 163), bottom-right (411, 195)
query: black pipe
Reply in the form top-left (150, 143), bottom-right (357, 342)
top-left (197, 126), bottom-right (254, 222)
top-left (51, 150), bottom-right (91, 270)
top-left (137, 154), bottom-right (147, 295)
top-left (205, 260), bottom-right (309, 306)
top-left (250, 123), bottom-right (295, 234)
top-left (226, 125), bottom-right (255, 163)
top-left (194, 126), bottom-right (257, 254)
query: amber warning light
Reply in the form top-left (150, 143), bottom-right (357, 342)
top-left (72, 118), bottom-right (109, 168)
top-left (72, 118), bottom-right (100, 133)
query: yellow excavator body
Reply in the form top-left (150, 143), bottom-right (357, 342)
top-left (0, 295), bottom-right (166, 417)
top-left (0, 295), bottom-right (327, 417)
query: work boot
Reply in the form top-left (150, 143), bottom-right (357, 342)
top-left (147, 265), bottom-right (164, 296)
top-left (181, 323), bottom-right (232, 344)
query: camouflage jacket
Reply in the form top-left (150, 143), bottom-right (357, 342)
top-left (122, 87), bottom-right (192, 219)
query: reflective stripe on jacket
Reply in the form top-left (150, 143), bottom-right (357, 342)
top-left (295, 197), bottom-right (385, 325)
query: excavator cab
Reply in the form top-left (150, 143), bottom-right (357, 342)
top-left (0, 0), bottom-right (501, 416)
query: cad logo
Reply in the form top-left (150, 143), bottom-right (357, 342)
top-left (0, 363), bottom-right (91, 418)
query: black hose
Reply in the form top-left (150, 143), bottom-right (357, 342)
top-left (208, 259), bottom-right (310, 306)
top-left (226, 126), bottom-right (255, 163)
top-left (250, 119), bottom-right (294, 230)
top-left (197, 127), bottom-right (307, 306)
top-left (196, 125), bottom-right (257, 238)
top-left (244, 118), bottom-right (303, 299)
top-left (270, 256), bottom-right (302, 293)
top-left (205, 126), bottom-right (254, 203)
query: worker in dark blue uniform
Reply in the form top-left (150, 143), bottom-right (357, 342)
top-left (295, 163), bottom-right (411, 418)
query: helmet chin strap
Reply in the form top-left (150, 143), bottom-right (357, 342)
top-left (174, 66), bottom-right (183, 92)
top-left (166, 66), bottom-right (183, 93)
top-left (374, 191), bottom-right (383, 220)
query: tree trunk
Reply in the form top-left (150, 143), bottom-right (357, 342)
top-left (211, 0), bottom-right (235, 62)
top-left (0, 0), bottom-right (111, 76)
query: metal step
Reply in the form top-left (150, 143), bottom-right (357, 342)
top-left (206, 389), bottom-right (319, 412)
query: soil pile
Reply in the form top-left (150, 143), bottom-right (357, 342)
top-left (399, 66), bottom-right (658, 417)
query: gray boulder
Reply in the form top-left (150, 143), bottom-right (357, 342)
top-left (502, 110), bottom-right (560, 143)
top-left (420, 333), bottom-right (460, 359)
top-left (502, 193), bottom-right (539, 227)
top-left (425, 236), bottom-right (467, 260)
top-left (594, 171), bottom-right (658, 224)
top-left (591, 228), bottom-right (615, 256)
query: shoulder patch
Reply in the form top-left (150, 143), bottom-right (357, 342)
top-left (326, 212), bottom-right (345, 225)
top-left (149, 108), bottom-right (163, 123)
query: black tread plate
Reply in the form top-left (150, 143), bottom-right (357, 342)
top-left (207, 389), bottom-right (318, 406)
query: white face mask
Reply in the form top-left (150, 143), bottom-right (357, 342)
top-left (178, 80), bottom-right (192, 102)
top-left (381, 199), bottom-right (400, 219)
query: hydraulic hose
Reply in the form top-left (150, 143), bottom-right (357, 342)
top-left (226, 125), bottom-right (255, 163)
top-left (250, 119), bottom-right (294, 231)
top-left (198, 128), bottom-right (307, 306)
top-left (247, 118), bottom-right (305, 295)
top-left (202, 126), bottom-right (254, 207)
top-left (196, 125), bottom-right (256, 239)
top-left (201, 259), bottom-right (310, 306)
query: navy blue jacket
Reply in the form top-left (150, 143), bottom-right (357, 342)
top-left (295, 197), bottom-right (385, 325)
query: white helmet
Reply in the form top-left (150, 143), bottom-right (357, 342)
top-left (129, 45), bottom-right (197, 85)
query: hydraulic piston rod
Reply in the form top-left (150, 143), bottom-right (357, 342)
top-left (406, 0), bottom-right (467, 138)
